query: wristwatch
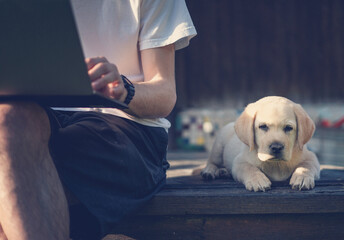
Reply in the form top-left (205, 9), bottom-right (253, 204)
top-left (121, 75), bottom-right (135, 105)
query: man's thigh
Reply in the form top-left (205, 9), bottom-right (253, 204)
top-left (45, 109), bottom-right (169, 238)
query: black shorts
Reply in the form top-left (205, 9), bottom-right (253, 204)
top-left (45, 109), bottom-right (169, 239)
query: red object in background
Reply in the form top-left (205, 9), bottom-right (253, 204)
top-left (320, 117), bottom-right (344, 128)
top-left (320, 120), bottom-right (332, 128)
top-left (333, 117), bottom-right (344, 128)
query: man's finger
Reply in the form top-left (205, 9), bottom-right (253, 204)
top-left (112, 81), bottom-right (126, 100)
top-left (88, 62), bottom-right (115, 81)
top-left (91, 71), bottom-right (117, 91)
top-left (85, 56), bottom-right (108, 70)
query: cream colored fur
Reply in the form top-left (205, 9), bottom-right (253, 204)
top-left (201, 96), bottom-right (320, 192)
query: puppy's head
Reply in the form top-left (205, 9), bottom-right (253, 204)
top-left (235, 96), bottom-right (315, 162)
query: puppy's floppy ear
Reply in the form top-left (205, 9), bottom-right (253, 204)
top-left (235, 103), bottom-right (257, 151)
top-left (294, 103), bottom-right (315, 150)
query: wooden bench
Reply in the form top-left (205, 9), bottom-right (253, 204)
top-left (106, 166), bottom-right (344, 240)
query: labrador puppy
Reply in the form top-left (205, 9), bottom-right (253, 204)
top-left (201, 96), bottom-right (320, 192)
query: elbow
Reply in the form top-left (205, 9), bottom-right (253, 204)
top-left (160, 92), bottom-right (177, 118)
top-left (130, 92), bottom-right (176, 119)
top-left (146, 92), bottom-right (177, 119)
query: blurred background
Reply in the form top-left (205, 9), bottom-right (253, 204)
top-left (167, 0), bottom-right (344, 167)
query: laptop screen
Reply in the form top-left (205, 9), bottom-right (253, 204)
top-left (0, 0), bottom-right (93, 96)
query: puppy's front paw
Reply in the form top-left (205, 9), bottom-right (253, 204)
top-left (201, 164), bottom-right (218, 180)
top-left (290, 172), bottom-right (315, 190)
top-left (244, 172), bottom-right (271, 192)
top-left (215, 167), bottom-right (231, 179)
top-left (201, 164), bottom-right (230, 180)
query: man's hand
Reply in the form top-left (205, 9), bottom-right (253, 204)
top-left (85, 57), bottom-right (127, 102)
top-left (85, 45), bottom-right (176, 118)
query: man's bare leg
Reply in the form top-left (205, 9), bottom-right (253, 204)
top-left (0, 102), bottom-right (69, 240)
top-left (0, 224), bottom-right (8, 240)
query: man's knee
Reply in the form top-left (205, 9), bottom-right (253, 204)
top-left (0, 102), bottom-right (51, 142)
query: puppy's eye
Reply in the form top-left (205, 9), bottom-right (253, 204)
top-left (284, 125), bottom-right (293, 132)
top-left (259, 124), bottom-right (269, 131)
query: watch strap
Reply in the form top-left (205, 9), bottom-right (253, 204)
top-left (121, 75), bottom-right (135, 105)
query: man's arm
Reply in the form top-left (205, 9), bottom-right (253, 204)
top-left (85, 44), bottom-right (176, 119)
top-left (129, 44), bottom-right (176, 118)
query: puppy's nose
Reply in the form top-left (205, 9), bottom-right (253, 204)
top-left (269, 142), bottom-right (284, 154)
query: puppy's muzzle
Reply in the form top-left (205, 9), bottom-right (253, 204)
top-left (269, 142), bottom-right (284, 156)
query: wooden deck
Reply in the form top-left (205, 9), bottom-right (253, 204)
top-left (105, 153), bottom-right (344, 240)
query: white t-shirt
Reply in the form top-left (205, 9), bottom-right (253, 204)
top-left (60, 0), bottom-right (196, 130)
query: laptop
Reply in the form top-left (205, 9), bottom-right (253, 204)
top-left (0, 0), bottom-right (127, 109)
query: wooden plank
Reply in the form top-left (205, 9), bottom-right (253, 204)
top-left (106, 169), bottom-right (344, 239)
top-left (138, 169), bottom-right (344, 216)
top-left (203, 213), bottom-right (344, 240)
top-left (139, 189), bottom-right (344, 216)
top-left (110, 213), bottom-right (344, 240)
